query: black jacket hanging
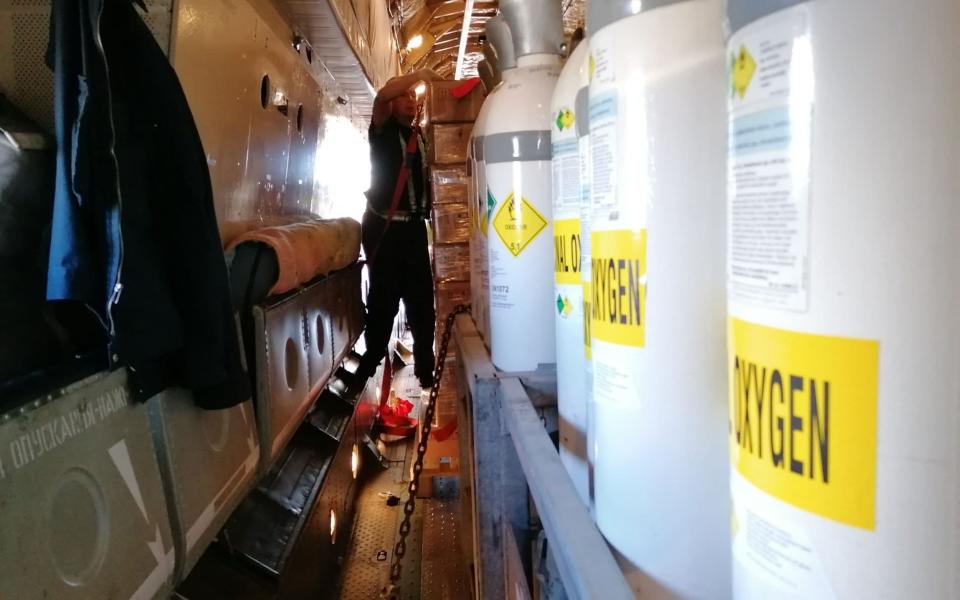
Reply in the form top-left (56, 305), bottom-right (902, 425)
top-left (46, 0), bottom-right (249, 409)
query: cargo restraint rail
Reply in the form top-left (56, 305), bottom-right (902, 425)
top-left (452, 314), bottom-right (632, 600)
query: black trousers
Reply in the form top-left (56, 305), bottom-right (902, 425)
top-left (359, 211), bottom-right (436, 383)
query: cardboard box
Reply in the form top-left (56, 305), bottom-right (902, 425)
top-left (432, 242), bottom-right (470, 282)
top-left (425, 80), bottom-right (485, 124)
top-left (432, 181), bottom-right (468, 206)
top-left (430, 166), bottom-right (469, 206)
top-left (435, 279), bottom-right (471, 323)
top-left (427, 123), bottom-right (472, 166)
top-left (431, 165), bottom-right (469, 187)
top-left (431, 203), bottom-right (470, 244)
top-left (414, 397), bottom-right (461, 498)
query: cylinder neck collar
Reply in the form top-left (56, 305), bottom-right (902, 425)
top-left (516, 54), bottom-right (561, 69)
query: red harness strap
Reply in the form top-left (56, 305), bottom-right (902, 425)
top-left (367, 127), bottom-right (421, 265)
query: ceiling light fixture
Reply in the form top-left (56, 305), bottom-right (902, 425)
top-left (406, 34), bottom-right (424, 51)
top-left (454, 0), bottom-right (476, 80)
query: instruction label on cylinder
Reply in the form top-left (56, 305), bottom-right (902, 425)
top-left (731, 478), bottom-right (836, 597)
top-left (728, 317), bottom-right (879, 529)
top-left (728, 6), bottom-right (813, 311)
top-left (588, 91), bottom-right (618, 220)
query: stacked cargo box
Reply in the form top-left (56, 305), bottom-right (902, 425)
top-left (419, 80), bottom-right (484, 484)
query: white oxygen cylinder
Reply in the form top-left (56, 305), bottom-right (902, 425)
top-left (469, 100), bottom-right (490, 343)
top-left (470, 17), bottom-right (515, 345)
top-left (485, 0), bottom-right (562, 372)
top-left (588, 0), bottom-right (730, 597)
top-left (726, 1), bottom-right (960, 598)
top-left (468, 105), bottom-right (483, 339)
top-left (576, 32), bottom-right (595, 514)
top-left (551, 38), bottom-right (590, 506)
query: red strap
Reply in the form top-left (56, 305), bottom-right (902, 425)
top-left (387, 130), bottom-right (420, 221)
top-left (431, 416), bottom-right (458, 441)
top-left (379, 412), bottom-right (418, 437)
top-left (368, 129), bottom-right (420, 264)
top-left (449, 78), bottom-right (482, 99)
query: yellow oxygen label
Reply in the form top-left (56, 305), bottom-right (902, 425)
top-left (729, 318), bottom-right (879, 529)
top-left (554, 219), bottom-right (581, 286)
top-left (590, 230), bottom-right (646, 347)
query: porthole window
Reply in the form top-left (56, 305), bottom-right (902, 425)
top-left (316, 315), bottom-right (326, 355)
top-left (260, 74), bottom-right (271, 109)
top-left (284, 337), bottom-right (299, 390)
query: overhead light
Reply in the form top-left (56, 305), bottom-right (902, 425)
top-left (406, 34), bottom-right (423, 51)
top-left (454, 0), bottom-right (476, 80)
top-left (351, 444), bottom-right (360, 479)
top-left (415, 83), bottom-right (426, 96)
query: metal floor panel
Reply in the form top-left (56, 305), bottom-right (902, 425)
top-left (336, 461), bottom-right (413, 599)
top-left (337, 363), bottom-right (471, 600)
top-left (337, 355), bottom-right (471, 600)
top-left (421, 490), bottom-right (470, 600)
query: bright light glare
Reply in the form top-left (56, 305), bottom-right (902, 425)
top-left (313, 115), bottom-right (370, 221)
top-left (415, 83), bottom-right (426, 96)
top-left (351, 444), bottom-right (360, 479)
top-left (330, 509), bottom-right (337, 542)
top-left (454, 0), bottom-right (475, 79)
top-left (406, 34), bottom-right (423, 50)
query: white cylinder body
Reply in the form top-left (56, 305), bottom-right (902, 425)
top-left (469, 78), bottom-right (499, 344)
top-left (485, 55), bottom-right (561, 372)
top-left (467, 124), bottom-right (479, 311)
top-left (727, 2), bottom-right (960, 598)
top-left (551, 41), bottom-right (590, 506)
top-left (589, 1), bottom-right (730, 597)
top-left (577, 38), bottom-right (596, 515)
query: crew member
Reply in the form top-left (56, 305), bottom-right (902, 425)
top-left (354, 69), bottom-right (440, 390)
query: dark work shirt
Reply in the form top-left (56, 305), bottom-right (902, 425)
top-left (367, 117), bottom-right (428, 217)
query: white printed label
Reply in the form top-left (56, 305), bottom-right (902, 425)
top-left (578, 134), bottom-right (593, 281)
top-left (728, 6), bottom-right (813, 312)
top-left (732, 472), bottom-right (835, 598)
top-left (591, 41), bottom-right (614, 86)
top-left (589, 91), bottom-right (617, 221)
top-left (592, 341), bottom-right (638, 405)
top-left (552, 139), bottom-right (581, 216)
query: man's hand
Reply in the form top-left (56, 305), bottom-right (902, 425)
top-left (372, 69), bottom-right (442, 126)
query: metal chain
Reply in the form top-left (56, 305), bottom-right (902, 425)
top-left (383, 304), bottom-right (471, 597)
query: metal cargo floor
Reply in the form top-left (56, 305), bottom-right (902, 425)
top-left (336, 367), bottom-right (471, 600)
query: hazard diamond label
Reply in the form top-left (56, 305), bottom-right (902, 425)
top-left (731, 44), bottom-right (756, 99)
top-left (556, 294), bottom-right (572, 317)
top-left (555, 108), bottom-right (575, 131)
top-left (481, 188), bottom-right (496, 237)
top-left (492, 192), bottom-right (548, 257)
